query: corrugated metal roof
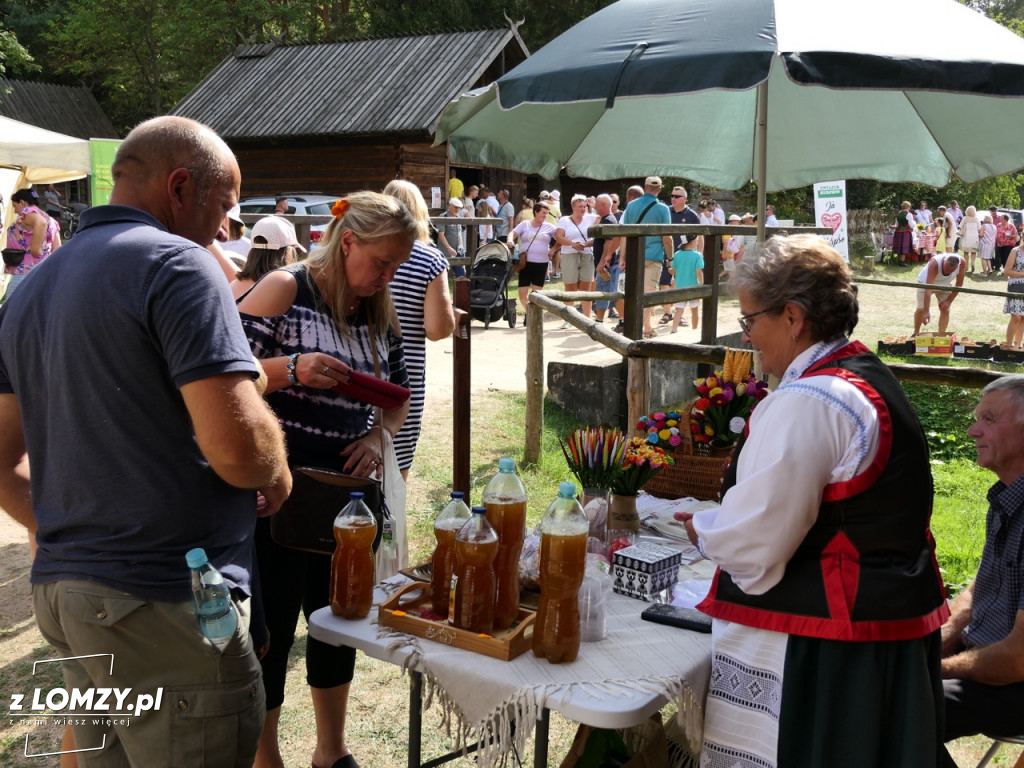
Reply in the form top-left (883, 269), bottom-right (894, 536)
top-left (0, 79), bottom-right (119, 139)
top-left (171, 28), bottom-right (523, 140)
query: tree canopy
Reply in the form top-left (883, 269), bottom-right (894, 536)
top-left (0, 0), bottom-right (1021, 211)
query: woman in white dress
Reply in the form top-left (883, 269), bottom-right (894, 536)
top-left (959, 205), bottom-right (981, 272)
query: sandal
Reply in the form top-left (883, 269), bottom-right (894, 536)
top-left (658, 313), bottom-right (673, 324)
top-left (643, 330), bottom-right (658, 339)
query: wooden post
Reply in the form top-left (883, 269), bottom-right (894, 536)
top-left (452, 280), bottom-right (471, 498)
top-left (524, 301), bottom-right (544, 464)
top-left (622, 234), bottom-right (649, 428)
top-left (622, 236), bottom-right (645, 341)
top-left (700, 234), bottom-right (722, 379)
top-left (626, 357), bottom-right (650, 431)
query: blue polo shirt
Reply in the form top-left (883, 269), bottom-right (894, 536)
top-left (0, 205), bottom-right (260, 601)
top-left (622, 193), bottom-right (671, 262)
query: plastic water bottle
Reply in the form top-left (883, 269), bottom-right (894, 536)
top-left (375, 516), bottom-right (398, 584)
top-left (533, 482), bottom-right (589, 663)
top-left (482, 458), bottom-right (528, 630)
top-left (450, 506), bottom-right (499, 633)
top-left (186, 547), bottom-right (238, 651)
top-left (431, 491), bottom-right (472, 616)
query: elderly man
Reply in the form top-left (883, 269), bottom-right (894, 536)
top-left (438, 197), bottom-right (466, 277)
top-left (941, 376), bottom-right (1024, 767)
top-left (622, 176), bottom-right (673, 338)
top-left (593, 193), bottom-right (623, 325)
top-left (765, 205), bottom-right (779, 227)
top-left (914, 252), bottom-right (966, 336)
top-left (0, 116), bottom-right (290, 766)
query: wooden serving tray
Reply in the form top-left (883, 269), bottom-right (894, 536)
top-left (378, 581), bottom-right (535, 661)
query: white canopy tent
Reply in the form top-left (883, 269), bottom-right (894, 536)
top-left (0, 115), bottom-right (91, 224)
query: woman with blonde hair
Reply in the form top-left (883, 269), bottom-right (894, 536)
top-left (959, 205), bottom-right (981, 272)
top-left (238, 191), bottom-right (415, 768)
top-left (383, 179), bottom-right (455, 477)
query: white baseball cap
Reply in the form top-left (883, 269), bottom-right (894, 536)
top-left (226, 204), bottom-right (244, 225)
top-left (250, 216), bottom-right (306, 253)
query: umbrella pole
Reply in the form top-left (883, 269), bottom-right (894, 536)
top-left (756, 80), bottom-right (767, 243)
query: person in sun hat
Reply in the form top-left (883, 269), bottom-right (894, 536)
top-left (437, 197), bottom-right (466, 277)
top-left (230, 217), bottom-right (306, 300)
top-left (221, 204), bottom-right (251, 259)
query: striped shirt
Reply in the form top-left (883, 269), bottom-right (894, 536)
top-left (962, 474), bottom-right (1024, 649)
top-left (390, 240), bottom-right (447, 470)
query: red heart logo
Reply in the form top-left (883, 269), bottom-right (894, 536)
top-left (821, 212), bottom-right (843, 233)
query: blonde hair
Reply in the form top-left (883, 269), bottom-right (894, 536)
top-left (382, 179), bottom-right (430, 242)
top-left (966, 205), bottom-right (977, 217)
top-left (304, 191), bottom-right (416, 335)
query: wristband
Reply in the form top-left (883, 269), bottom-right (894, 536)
top-left (286, 353), bottom-right (301, 385)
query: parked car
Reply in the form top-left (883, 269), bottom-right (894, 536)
top-left (238, 194), bottom-right (337, 249)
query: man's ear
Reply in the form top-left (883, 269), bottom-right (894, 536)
top-left (166, 167), bottom-right (191, 211)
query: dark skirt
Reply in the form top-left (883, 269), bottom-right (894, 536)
top-left (893, 230), bottom-right (915, 257)
top-left (777, 630), bottom-right (943, 767)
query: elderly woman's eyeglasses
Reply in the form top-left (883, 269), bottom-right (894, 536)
top-left (738, 308), bottom-right (775, 335)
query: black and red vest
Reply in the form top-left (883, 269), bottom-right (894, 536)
top-left (698, 342), bottom-right (949, 641)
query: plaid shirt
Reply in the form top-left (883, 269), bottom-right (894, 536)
top-left (962, 473), bottom-right (1024, 649)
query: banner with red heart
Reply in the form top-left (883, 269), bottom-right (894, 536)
top-left (821, 212), bottom-right (843, 234)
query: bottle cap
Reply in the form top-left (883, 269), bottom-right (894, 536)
top-left (558, 481), bottom-right (577, 498)
top-left (185, 547), bottom-right (208, 569)
top-left (498, 457), bottom-right (515, 473)
top-left (450, 491), bottom-right (465, 499)
top-left (471, 506), bottom-right (487, 515)
top-left (350, 492), bottom-right (365, 500)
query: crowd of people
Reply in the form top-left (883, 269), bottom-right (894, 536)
top-left (1, 117), bottom-right (1022, 768)
top-left (895, 199), bottom-right (1024, 349)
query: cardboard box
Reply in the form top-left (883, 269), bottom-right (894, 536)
top-left (612, 542), bottom-right (683, 601)
top-left (953, 342), bottom-right (994, 361)
top-left (914, 333), bottom-right (955, 357)
top-left (877, 339), bottom-right (915, 356)
top-left (992, 345), bottom-right (1024, 365)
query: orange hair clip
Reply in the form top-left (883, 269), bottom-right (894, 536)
top-left (331, 199), bottom-right (350, 219)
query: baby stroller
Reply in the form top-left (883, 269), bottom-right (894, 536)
top-left (469, 241), bottom-right (517, 329)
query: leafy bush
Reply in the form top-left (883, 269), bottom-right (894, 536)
top-left (902, 382), bottom-right (978, 461)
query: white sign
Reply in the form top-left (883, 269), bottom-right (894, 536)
top-left (813, 180), bottom-right (849, 261)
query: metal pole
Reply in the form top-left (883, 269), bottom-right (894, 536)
top-left (756, 80), bottom-right (768, 243)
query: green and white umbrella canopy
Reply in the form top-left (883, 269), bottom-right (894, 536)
top-left (436, 0), bottom-right (1024, 193)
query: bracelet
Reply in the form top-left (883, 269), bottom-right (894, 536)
top-left (286, 353), bottom-right (300, 385)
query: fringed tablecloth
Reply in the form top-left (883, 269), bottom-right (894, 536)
top-left (373, 577), bottom-right (711, 767)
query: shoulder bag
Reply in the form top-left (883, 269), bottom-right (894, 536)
top-left (269, 312), bottom-right (395, 555)
top-left (515, 227), bottom-right (543, 273)
top-left (2, 249), bottom-right (26, 267)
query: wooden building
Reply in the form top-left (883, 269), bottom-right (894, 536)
top-left (0, 78), bottom-right (119, 140)
top-left (171, 28), bottom-right (530, 209)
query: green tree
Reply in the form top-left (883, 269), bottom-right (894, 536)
top-left (0, 20), bottom-right (36, 77)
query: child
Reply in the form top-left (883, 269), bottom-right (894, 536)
top-left (669, 246), bottom-right (704, 333)
top-left (979, 214), bottom-right (997, 276)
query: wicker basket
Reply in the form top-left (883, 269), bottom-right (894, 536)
top-left (643, 438), bottom-right (733, 501)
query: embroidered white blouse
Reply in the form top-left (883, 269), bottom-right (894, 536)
top-left (692, 338), bottom-right (880, 595)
